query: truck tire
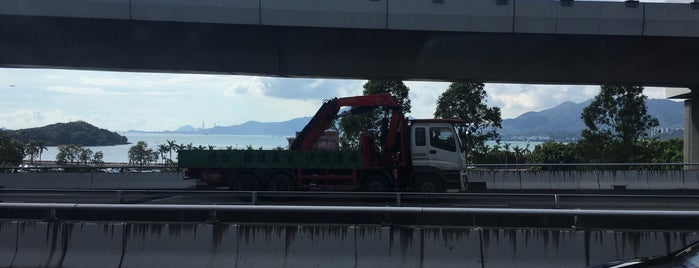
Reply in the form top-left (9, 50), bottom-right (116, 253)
top-left (361, 174), bottom-right (390, 192)
top-left (414, 175), bottom-right (445, 193)
top-left (266, 174), bottom-right (295, 191)
top-left (230, 173), bottom-right (261, 191)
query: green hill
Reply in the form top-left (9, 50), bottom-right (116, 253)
top-left (500, 99), bottom-right (683, 140)
top-left (1, 121), bottom-right (128, 146)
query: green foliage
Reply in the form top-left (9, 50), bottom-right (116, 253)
top-left (473, 142), bottom-right (531, 164)
top-left (434, 82), bottom-right (502, 162)
top-left (631, 138), bottom-right (683, 169)
top-left (92, 151), bottom-right (104, 165)
top-left (338, 80), bottom-right (411, 149)
top-left (0, 134), bottom-right (25, 167)
top-left (529, 141), bottom-right (580, 170)
top-left (5, 121), bottom-right (128, 146)
top-left (128, 141), bottom-right (159, 166)
top-left (24, 140), bottom-right (43, 164)
top-left (581, 85), bottom-right (659, 163)
top-left (55, 144), bottom-right (102, 166)
top-left (528, 139), bottom-right (682, 170)
top-left (157, 144), bottom-right (168, 164)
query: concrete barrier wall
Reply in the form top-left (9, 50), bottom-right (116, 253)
top-left (466, 169), bottom-right (699, 190)
top-left (0, 221), bottom-right (17, 268)
top-left (0, 172), bottom-right (194, 190)
top-left (121, 223), bottom-right (238, 268)
top-left (1, 220), bottom-right (697, 268)
top-left (9, 221), bottom-right (123, 268)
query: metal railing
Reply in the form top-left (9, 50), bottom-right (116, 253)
top-left (2, 202), bottom-right (699, 217)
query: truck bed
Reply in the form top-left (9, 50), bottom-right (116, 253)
top-left (178, 149), bottom-right (363, 169)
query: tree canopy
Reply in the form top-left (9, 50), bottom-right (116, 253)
top-left (128, 141), bottom-right (159, 166)
top-left (434, 82), bottom-right (502, 162)
top-left (0, 134), bottom-right (25, 167)
top-left (580, 85), bottom-right (659, 163)
top-left (338, 80), bottom-right (411, 149)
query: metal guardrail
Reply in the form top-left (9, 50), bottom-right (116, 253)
top-left (0, 165), bottom-right (179, 173)
top-left (3, 189), bottom-right (699, 209)
top-left (470, 162), bottom-right (699, 168)
top-left (2, 202), bottom-right (699, 217)
top-left (3, 163), bottom-right (697, 172)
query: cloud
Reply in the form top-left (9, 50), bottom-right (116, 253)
top-left (0, 109), bottom-right (66, 130)
top-left (223, 76), bottom-right (268, 97)
top-left (259, 78), bottom-right (365, 100)
top-left (486, 84), bottom-right (601, 118)
top-left (46, 86), bottom-right (125, 95)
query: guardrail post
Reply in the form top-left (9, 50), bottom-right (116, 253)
top-left (251, 192), bottom-right (258, 205)
top-left (554, 194), bottom-right (560, 209)
top-left (396, 193), bottom-right (401, 207)
top-left (45, 209), bottom-right (57, 221)
top-left (207, 211), bottom-right (218, 223)
top-left (116, 190), bottom-right (123, 204)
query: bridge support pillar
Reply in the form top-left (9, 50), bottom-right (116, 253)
top-left (685, 96), bottom-right (699, 169)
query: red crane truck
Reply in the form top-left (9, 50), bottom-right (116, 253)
top-left (178, 93), bottom-right (468, 192)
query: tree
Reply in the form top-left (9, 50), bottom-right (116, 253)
top-left (338, 80), bottom-right (411, 149)
top-left (55, 144), bottom-right (86, 165)
top-left (434, 82), bottom-right (502, 162)
top-left (128, 141), bottom-right (154, 166)
top-left (25, 140), bottom-right (40, 165)
top-left (56, 144), bottom-right (83, 165)
top-left (55, 145), bottom-right (70, 165)
top-left (166, 140), bottom-right (178, 162)
top-left (158, 144), bottom-right (169, 164)
top-left (92, 151), bottom-right (104, 165)
top-left (78, 148), bottom-right (93, 165)
top-left (0, 134), bottom-right (25, 167)
top-left (580, 85), bottom-right (659, 163)
top-left (37, 141), bottom-right (47, 162)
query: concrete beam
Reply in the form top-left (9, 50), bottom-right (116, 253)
top-left (131, 0), bottom-right (260, 24)
top-left (0, 0), bottom-right (130, 19)
top-left (645, 3), bottom-right (699, 37)
top-left (261, 0), bottom-right (386, 29)
top-left (686, 97), bottom-right (699, 168)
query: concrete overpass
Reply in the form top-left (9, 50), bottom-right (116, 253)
top-left (1, 0), bottom-right (699, 86)
top-left (2, 0), bottom-right (699, 163)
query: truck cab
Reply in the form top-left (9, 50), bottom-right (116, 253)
top-left (408, 119), bottom-right (468, 192)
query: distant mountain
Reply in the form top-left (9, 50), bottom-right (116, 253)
top-left (499, 99), bottom-right (683, 141)
top-left (173, 125), bottom-right (197, 132)
top-left (168, 117), bottom-right (312, 136)
top-left (1, 121), bottom-right (129, 146)
top-left (153, 99), bottom-right (682, 140)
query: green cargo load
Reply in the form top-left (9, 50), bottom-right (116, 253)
top-left (178, 150), bottom-right (363, 169)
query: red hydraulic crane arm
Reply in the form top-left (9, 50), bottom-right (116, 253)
top-left (290, 93), bottom-right (399, 151)
top-left (335, 93), bottom-right (398, 108)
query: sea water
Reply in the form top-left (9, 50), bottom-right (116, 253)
top-left (37, 133), bottom-right (290, 164)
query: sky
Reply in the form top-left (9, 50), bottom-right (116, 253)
top-left (0, 68), bottom-right (675, 132)
top-left (0, 0), bottom-right (688, 132)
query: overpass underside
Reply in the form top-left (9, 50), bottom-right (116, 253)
top-left (2, 14), bottom-right (699, 87)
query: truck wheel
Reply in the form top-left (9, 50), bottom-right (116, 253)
top-left (267, 174), bottom-right (295, 191)
top-left (361, 174), bottom-right (390, 192)
top-left (414, 175), bottom-right (445, 193)
top-left (231, 174), bottom-right (261, 191)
